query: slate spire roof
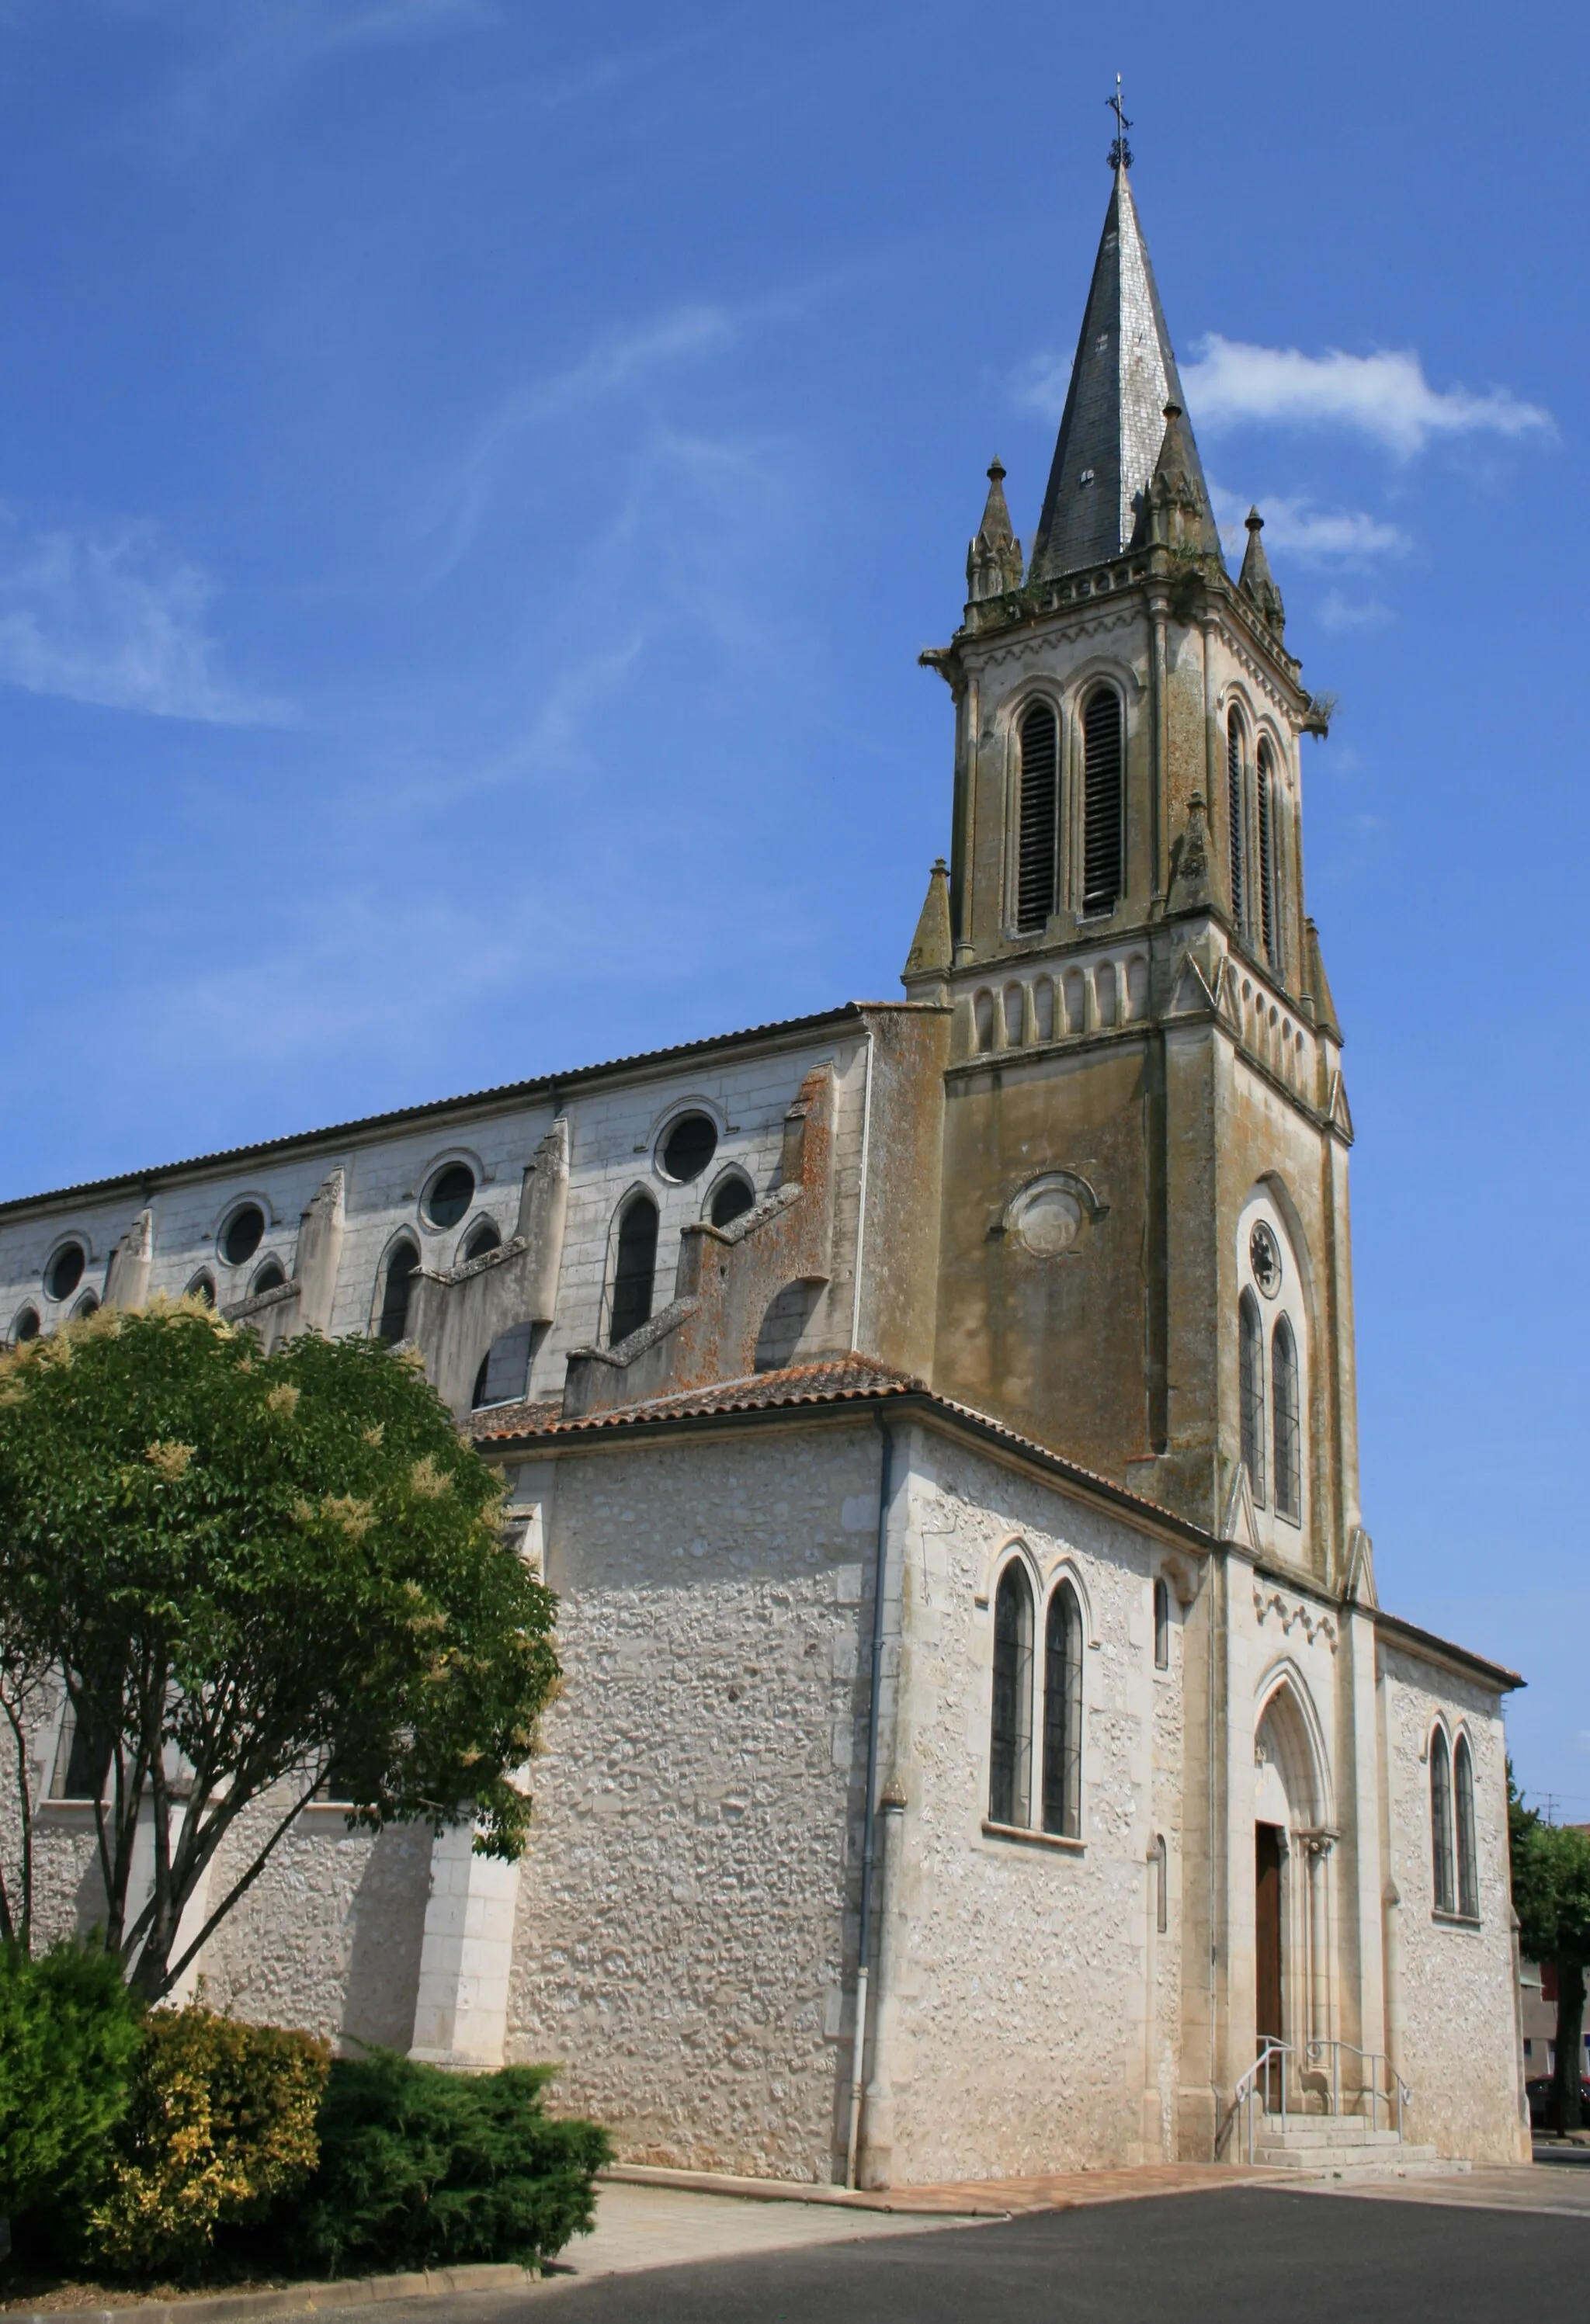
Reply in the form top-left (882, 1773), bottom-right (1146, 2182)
top-left (1029, 163), bottom-right (1218, 584)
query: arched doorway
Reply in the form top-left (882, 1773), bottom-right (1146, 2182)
top-left (1253, 1673), bottom-right (1334, 2108)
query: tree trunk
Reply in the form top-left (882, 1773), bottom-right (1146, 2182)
top-left (1554, 1958), bottom-right (1585, 2132)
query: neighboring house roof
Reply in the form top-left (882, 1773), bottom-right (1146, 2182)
top-left (0, 1002), bottom-right (888, 1220)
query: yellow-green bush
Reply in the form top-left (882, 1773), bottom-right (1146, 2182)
top-left (87, 2007), bottom-right (329, 2278)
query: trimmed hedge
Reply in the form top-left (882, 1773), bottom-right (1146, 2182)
top-left (0, 1941), bottom-right (144, 2249)
top-left (88, 2007), bottom-right (330, 2279)
top-left (282, 2052), bottom-right (611, 2275)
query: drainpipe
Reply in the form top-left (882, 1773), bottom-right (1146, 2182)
top-left (845, 1416), bottom-right (893, 2187)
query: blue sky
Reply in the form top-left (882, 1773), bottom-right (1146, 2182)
top-left (0, 1), bottom-right (1583, 1803)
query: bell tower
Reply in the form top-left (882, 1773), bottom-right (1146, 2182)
top-left (909, 143), bottom-right (1360, 1587)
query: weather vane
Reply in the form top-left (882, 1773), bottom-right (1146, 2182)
top-left (1108, 75), bottom-right (1133, 172)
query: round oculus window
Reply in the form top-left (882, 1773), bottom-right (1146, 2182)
top-left (222, 1205), bottom-right (265, 1267)
top-left (47, 1243), bottom-right (85, 1301)
top-left (1249, 1221), bottom-right (1283, 1297)
top-left (660, 1113), bottom-right (718, 1184)
top-left (1014, 1186), bottom-right (1084, 1257)
top-left (425, 1164), bottom-right (475, 1230)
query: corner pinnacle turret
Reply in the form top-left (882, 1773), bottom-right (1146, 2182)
top-left (1028, 153), bottom-right (1220, 584)
top-left (967, 459), bottom-right (1024, 602)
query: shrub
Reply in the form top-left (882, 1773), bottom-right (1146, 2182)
top-left (284, 2052), bottom-right (611, 2276)
top-left (0, 1941), bottom-right (144, 2249)
top-left (87, 2007), bottom-right (330, 2279)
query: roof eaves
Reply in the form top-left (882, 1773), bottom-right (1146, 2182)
top-left (0, 1001), bottom-right (905, 1219)
top-left (1373, 1607), bottom-right (1524, 1696)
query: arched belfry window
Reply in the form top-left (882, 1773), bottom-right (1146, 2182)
top-left (609, 1191), bottom-right (659, 1347)
top-left (989, 1561), bottom-right (1034, 1826)
top-left (378, 1241), bottom-right (419, 1344)
top-left (1015, 701), bottom-right (1058, 932)
top-left (1226, 709), bottom-right (1247, 934)
top-left (1257, 737), bottom-right (1279, 968)
top-left (1239, 1289), bottom-right (1266, 1506)
top-left (1272, 1314), bottom-right (1301, 1522)
top-left (1430, 1727), bottom-right (1456, 1914)
top-left (1042, 1580), bottom-right (1083, 1838)
top-left (1081, 688), bottom-right (1123, 914)
top-left (1454, 1733), bottom-right (1480, 1919)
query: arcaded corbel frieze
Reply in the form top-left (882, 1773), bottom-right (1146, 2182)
top-left (1252, 1582), bottom-right (1339, 1653)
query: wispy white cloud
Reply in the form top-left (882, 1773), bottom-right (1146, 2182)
top-left (113, 0), bottom-right (493, 150)
top-left (1317, 592), bottom-right (1397, 633)
top-left (1182, 336), bottom-right (1555, 458)
top-left (0, 516), bottom-right (287, 724)
top-left (423, 305), bottom-right (739, 574)
top-left (1009, 350), bottom-right (1070, 424)
top-left (1209, 483), bottom-right (1408, 564)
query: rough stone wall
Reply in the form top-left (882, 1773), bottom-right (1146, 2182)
top-left (502, 1421), bottom-right (885, 2180)
top-left (880, 1424), bottom-right (1185, 2180)
top-left (1379, 1644), bottom-right (1527, 2163)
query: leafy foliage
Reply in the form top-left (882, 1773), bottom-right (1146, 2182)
top-left (1509, 1769), bottom-right (1590, 2130)
top-left (0, 1941), bottom-right (144, 2239)
top-left (0, 1299), bottom-right (559, 1997)
top-left (85, 2007), bottom-right (330, 2279)
top-left (284, 2052), bottom-right (610, 2275)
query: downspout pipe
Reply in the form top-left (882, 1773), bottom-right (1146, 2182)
top-left (845, 1415), bottom-right (893, 2188)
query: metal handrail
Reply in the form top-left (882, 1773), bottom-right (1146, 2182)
top-left (1229, 2040), bottom-right (1291, 2163)
top-left (1304, 2038), bottom-right (1412, 2138)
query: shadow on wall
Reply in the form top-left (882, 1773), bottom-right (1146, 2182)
top-left (341, 1823), bottom-right (434, 2055)
top-left (754, 1281), bottom-right (827, 1372)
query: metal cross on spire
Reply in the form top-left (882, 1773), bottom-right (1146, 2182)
top-left (1107, 75), bottom-right (1133, 172)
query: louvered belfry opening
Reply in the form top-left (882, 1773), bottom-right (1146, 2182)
top-left (1081, 689), bottom-right (1123, 915)
top-left (1257, 739), bottom-right (1278, 968)
top-left (1226, 709), bottom-right (1246, 932)
top-left (1015, 701), bottom-right (1058, 932)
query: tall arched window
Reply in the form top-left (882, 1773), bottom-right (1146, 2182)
top-left (1272, 1315), bottom-right (1300, 1522)
top-left (1152, 1832), bottom-right (1168, 1933)
top-left (1454, 1734), bottom-right (1480, 1919)
top-left (1239, 1289), bottom-right (1266, 1506)
top-left (1042, 1580), bottom-right (1083, 1838)
top-left (1430, 1728), bottom-right (1455, 1913)
top-left (1153, 1576), bottom-right (1170, 1670)
top-left (1015, 701), bottom-right (1058, 932)
top-left (1257, 738), bottom-right (1279, 968)
top-left (1081, 689), bottom-right (1123, 914)
top-left (378, 1242), bottom-right (419, 1344)
top-left (1226, 709), bottom-right (1247, 934)
top-left (462, 1219), bottom-right (502, 1265)
top-left (609, 1192), bottom-right (659, 1347)
top-left (988, 1561), bottom-right (1033, 1827)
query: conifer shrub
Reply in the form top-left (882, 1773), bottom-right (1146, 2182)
top-left (283, 2052), bottom-right (610, 2275)
top-left (0, 1941), bottom-right (144, 2255)
top-left (86, 2006), bottom-right (330, 2279)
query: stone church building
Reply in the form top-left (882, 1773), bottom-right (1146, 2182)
top-left (4, 158), bottom-right (1528, 2182)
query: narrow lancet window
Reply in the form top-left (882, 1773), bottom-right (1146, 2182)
top-left (378, 1243), bottom-right (419, 1344)
top-left (1153, 1577), bottom-right (1170, 1670)
top-left (1272, 1315), bottom-right (1301, 1521)
top-left (1239, 1289), bottom-right (1266, 1506)
top-left (1042, 1581), bottom-right (1083, 1837)
top-left (989, 1561), bottom-right (1033, 1826)
top-left (1431, 1729), bottom-right (1455, 1914)
top-left (1257, 739), bottom-right (1279, 968)
top-left (1226, 709), bottom-right (1246, 934)
top-left (1015, 701), bottom-right (1058, 932)
top-left (1081, 689), bottom-right (1123, 914)
top-left (609, 1192), bottom-right (659, 1347)
top-left (1454, 1735), bottom-right (1480, 1919)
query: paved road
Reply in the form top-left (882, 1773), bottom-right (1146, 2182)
top-left (383, 2187), bottom-right (1587, 2324)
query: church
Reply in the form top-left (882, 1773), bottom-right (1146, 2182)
top-left (5, 150), bottom-right (1528, 2183)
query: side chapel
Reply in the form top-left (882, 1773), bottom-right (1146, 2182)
top-left (3, 141), bottom-right (1528, 2181)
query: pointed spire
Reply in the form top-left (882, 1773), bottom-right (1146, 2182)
top-left (903, 858), bottom-right (953, 980)
top-left (1301, 917), bottom-right (1342, 1039)
top-left (1239, 508), bottom-right (1286, 638)
top-left (1029, 167), bottom-right (1220, 583)
top-left (967, 459), bottom-right (1024, 602)
top-left (1144, 401), bottom-right (1222, 561)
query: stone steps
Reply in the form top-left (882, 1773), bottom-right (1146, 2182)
top-left (1249, 2114), bottom-right (1461, 2180)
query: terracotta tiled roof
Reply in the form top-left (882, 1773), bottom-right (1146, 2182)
top-left (466, 1353), bottom-right (922, 1443)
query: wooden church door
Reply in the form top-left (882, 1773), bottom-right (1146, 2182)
top-left (1255, 1823), bottom-right (1284, 2105)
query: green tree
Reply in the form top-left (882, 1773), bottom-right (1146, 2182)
top-left (0, 1940), bottom-right (144, 2253)
top-left (0, 1299), bottom-right (557, 2002)
top-left (1510, 1772), bottom-right (1590, 2131)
